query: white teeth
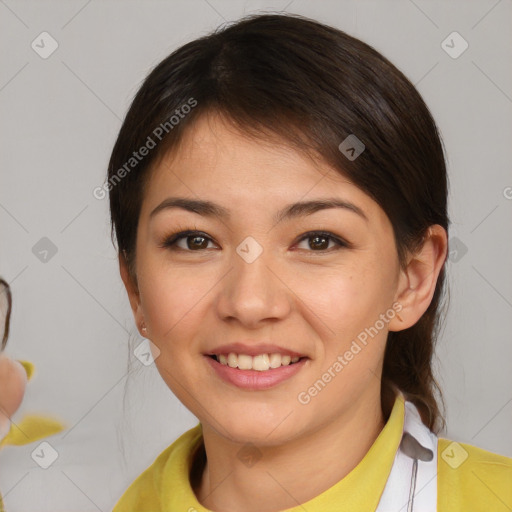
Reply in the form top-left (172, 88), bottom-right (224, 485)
top-left (216, 352), bottom-right (302, 371)
top-left (227, 353), bottom-right (238, 368)
top-left (281, 355), bottom-right (291, 366)
top-left (237, 354), bottom-right (253, 370)
top-left (252, 354), bottom-right (270, 371)
top-left (269, 353), bottom-right (282, 368)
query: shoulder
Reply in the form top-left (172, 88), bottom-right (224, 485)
top-left (437, 437), bottom-right (512, 511)
top-left (112, 444), bottom-right (173, 511)
top-left (112, 423), bottom-right (203, 512)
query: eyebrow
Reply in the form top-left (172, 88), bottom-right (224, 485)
top-left (149, 197), bottom-right (368, 223)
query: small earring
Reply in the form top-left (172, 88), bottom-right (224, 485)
top-left (141, 322), bottom-right (147, 334)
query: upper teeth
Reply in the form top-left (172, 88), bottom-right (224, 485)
top-left (216, 353), bottom-right (300, 371)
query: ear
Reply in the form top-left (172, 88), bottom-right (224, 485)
top-left (119, 251), bottom-right (145, 337)
top-left (388, 225), bottom-right (448, 331)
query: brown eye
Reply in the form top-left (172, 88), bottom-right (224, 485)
top-left (309, 234), bottom-right (330, 250)
top-left (185, 234), bottom-right (210, 250)
top-left (161, 230), bottom-right (217, 251)
top-left (295, 231), bottom-right (347, 252)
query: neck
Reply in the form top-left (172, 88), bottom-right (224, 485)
top-left (194, 392), bottom-right (386, 512)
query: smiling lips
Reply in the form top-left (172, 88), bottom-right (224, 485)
top-left (205, 354), bottom-right (307, 390)
top-left (205, 342), bottom-right (308, 388)
top-left (206, 342), bottom-right (306, 372)
top-left (212, 352), bottom-right (302, 371)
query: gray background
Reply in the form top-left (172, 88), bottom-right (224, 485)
top-left (0, 0), bottom-right (511, 510)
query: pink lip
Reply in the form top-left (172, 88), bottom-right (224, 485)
top-left (205, 342), bottom-right (305, 358)
top-left (205, 355), bottom-right (307, 390)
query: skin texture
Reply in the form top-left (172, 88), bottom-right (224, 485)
top-left (0, 354), bottom-right (27, 439)
top-left (120, 112), bottom-right (447, 512)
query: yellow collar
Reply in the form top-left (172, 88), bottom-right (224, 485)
top-left (158, 394), bottom-right (405, 511)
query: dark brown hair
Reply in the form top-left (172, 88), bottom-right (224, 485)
top-left (0, 278), bottom-right (12, 352)
top-left (107, 13), bottom-right (449, 432)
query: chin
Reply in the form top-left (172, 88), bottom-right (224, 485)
top-left (211, 409), bottom-right (301, 447)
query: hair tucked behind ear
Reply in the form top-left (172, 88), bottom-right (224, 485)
top-left (107, 12), bottom-right (449, 432)
top-left (381, 268), bottom-right (448, 433)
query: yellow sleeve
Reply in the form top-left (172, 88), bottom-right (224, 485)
top-left (112, 446), bottom-right (174, 512)
top-left (438, 437), bottom-right (512, 511)
top-left (112, 469), bottom-right (160, 512)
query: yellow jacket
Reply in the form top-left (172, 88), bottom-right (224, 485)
top-left (113, 394), bottom-right (512, 511)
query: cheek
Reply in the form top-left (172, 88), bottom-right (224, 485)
top-left (138, 261), bottom-right (213, 349)
top-left (300, 261), bottom-right (386, 319)
top-left (300, 257), bottom-right (397, 355)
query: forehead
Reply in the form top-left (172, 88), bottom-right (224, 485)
top-left (148, 113), bottom-right (358, 195)
top-left (141, 112), bottom-right (388, 232)
top-left (140, 116), bottom-right (398, 245)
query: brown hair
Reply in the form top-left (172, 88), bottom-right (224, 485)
top-left (107, 13), bottom-right (449, 432)
top-left (0, 278), bottom-right (12, 352)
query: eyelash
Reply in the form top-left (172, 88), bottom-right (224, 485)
top-left (159, 228), bottom-right (350, 254)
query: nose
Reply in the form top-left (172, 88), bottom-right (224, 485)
top-left (216, 245), bottom-right (291, 328)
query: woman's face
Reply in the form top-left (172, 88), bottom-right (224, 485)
top-left (125, 112), bottom-right (405, 445)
